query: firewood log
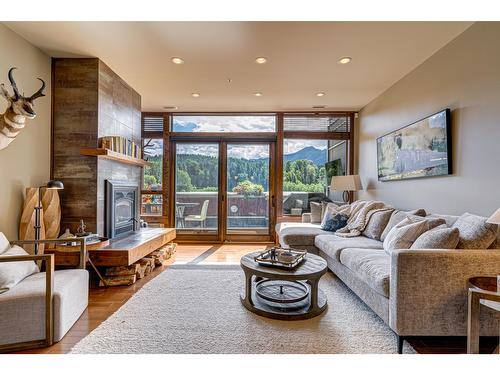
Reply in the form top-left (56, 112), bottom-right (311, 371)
top-left (99, 274), bottom-right (136, 287)
top-left (105, 264), bottom-right (139, 276)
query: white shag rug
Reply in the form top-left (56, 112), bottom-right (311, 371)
top-left (71, 266), bottom-right (416, 354)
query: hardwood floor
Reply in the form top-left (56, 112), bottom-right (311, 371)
top-left (13, 243), bottom-right (499, 354)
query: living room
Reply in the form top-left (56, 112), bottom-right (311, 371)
top-left (1, 1), bottom-right (499, 373)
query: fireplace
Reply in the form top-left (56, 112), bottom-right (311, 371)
top-left (105, 180), bottom-right (139, 238)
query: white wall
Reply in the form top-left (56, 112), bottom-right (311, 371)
top-left (357, 22), bottom-right (500, 217)
top-left (0, 24), bottom-right (51, 239)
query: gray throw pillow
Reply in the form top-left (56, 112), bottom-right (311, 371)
top-left (380, 208), bottom-right (427, 242)
top-left (383, 217), bottom-right (430, 254)
top-left (309, 202), bottom-right (323, 224)
top-left (452, 213), bottom-right (499, 249)
top-left (362, 209), bottom-right (394, 240)
top-left (411, 226), bottom-right (460, 249)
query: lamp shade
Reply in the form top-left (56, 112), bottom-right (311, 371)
top-left (46, 180), bottom-right (64, 190)
top-left (487, 208), bottom-right (500, 224)
top-left (330, 175), bottom-right (363, 191)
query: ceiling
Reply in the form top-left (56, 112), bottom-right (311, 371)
top-left (4, 22), bottom-right (472, 112)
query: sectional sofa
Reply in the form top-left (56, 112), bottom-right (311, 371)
top-left (276, 206), bottom-right (500, 353)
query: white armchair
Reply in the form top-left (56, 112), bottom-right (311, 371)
top-left (0, 237), bottom-right (89, 353)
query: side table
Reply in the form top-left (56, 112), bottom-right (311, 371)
top-left (467, 276), bottom-right (500, 354)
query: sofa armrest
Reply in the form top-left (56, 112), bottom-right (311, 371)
top-left (302, 213), bottom-right (312, 223)
top-left (390, 249), bottom-right (500, 336)
top-left (0, 254), bottom-right (54, 352)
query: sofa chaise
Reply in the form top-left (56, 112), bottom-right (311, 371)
top-left (276, 207), bottom-right (500, 353)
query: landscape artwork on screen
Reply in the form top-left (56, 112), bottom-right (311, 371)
top-left (377, 109), bottom-right (452, 181)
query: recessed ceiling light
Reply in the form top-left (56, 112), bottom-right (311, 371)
top-left (316, 92), bottom-right (325, 97)
top-left (338, 57), bottom-right (352, 64)
top-left (171, 57), bottom-right (185, 64)
top-left (191, 93), bottom-right (200, 98)
top-left (163, 106), bottom-right (178, 110)
top-left (255, 57), bottom-right (267, 64)
top-left (253, 92), bottom-right (263, 97)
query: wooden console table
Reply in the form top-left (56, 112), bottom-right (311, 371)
top-left (89, 228), bottom-right (176, 267)
top-left (45, 228), bottom-right (176, 268)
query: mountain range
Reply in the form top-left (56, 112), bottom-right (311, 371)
top-left (283, 146), bottom-right (326, 166)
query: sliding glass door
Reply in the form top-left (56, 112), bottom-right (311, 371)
top-left (174, 142), bottom-right (220, 239)
top-left (173, 140), bottom-right (274, 242)
top-left (225, 143), bottom-right (272, 238)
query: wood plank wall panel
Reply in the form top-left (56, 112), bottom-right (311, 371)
top-left (96, 61), bottom-right (142, 235)
top-left (52, 58), bottom-right (142, 236)
top-left (52, 58), bottom-right (99, 233)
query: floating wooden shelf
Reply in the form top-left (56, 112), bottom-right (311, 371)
top-left (80, 148), bottom-right (150, 167)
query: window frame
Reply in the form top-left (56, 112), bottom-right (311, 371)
top-left (141, 111), bottom-right (355, 236)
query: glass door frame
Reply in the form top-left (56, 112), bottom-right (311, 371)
top-left (221, 140), bottom-right (276, 243)
top-left (170, 139), bottom-right (224, 243)
top-left (169, 137), bottom-right (276, 243)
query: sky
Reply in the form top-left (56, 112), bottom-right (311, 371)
top-left (172, 116), bottom-right (276, 132)
top-left (144, 115), bottom-right (328, 159)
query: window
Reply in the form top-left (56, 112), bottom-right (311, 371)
top-left (143, 139), bottom-right (163, 191)
top-left (171, 115), bottom-right (276, 132)
top-left (141, 194), bottom-right (163, 216)
top-left (282, 139), bottom-right (347, 215)
top-left (284, 114), bottom-right (350, 132)
top-left (141, 139), bottom-right (163, 218)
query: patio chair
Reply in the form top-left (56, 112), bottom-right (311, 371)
top-left (184, 200), bottom-right (210, 228)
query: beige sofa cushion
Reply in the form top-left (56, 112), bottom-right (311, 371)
top-left (0, 269), bottom-right (89, 344)
top-left (309, 202), bottom-right (323, 224)
top-left (276, 222), bottom-right (328, 247)
top-left (380, 209), bottom-right (427, 241)
top-left (452, 213), bottom-right (499, 249)
top-left (339, 248), bottom-right (390, 297)
top-left (383, 218), bottom-right (431, 254)
top-left (362, 209), bottom-right (394, 240)
top-left (0, 246), bottom-right (39, 294)
top-left (0, 233), bottom-right (9, 255)
top-left (315, 234), bottom-right (383, 261)
top-left (411, 226), bottom-right (460, 249)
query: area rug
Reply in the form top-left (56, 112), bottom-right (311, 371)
top-left (71, 265), bottom-right (416, 354)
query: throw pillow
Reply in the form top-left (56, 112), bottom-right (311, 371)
top-left (321, 213), bottom-right (349, 232)
top-left (380, 208), bottom-right (427, 242)
top-left (322, 202), bottom-right (339, 220)
top-left (383, 217), bottom-right (430, 254)
top-left (309, 202), bottom-right (323, 224)
top-left (0, 232), bottom-right (10, 255)
top-left (452, 213), bottom-right (499, 249)
top-left (0, 245), bottom-right (39, 294)
top-left (411, 226), bottom-right (460, 249)
top-left (362, 209), bottom-right (394, 240)
top-left (320, 202), bottom-right (340, 227)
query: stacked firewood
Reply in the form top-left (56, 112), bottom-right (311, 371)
top-left (99, 243), bottom-right (177, 287)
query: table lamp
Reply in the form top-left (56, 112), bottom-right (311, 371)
top-left (34, 180), bottom-right (64, 255)
top-left (486, 208), bottom-right (500, 225)
top-left (330, 175), bottom-right (363, 204)
top-left (487, 208), bottom-right (500, 292)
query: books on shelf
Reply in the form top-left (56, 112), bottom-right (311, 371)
top-left (99, 136), bottom-right (142, 158)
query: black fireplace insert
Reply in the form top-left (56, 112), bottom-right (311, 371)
top-left (105, 180), bottom-right (139, 238)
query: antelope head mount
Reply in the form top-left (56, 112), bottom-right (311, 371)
top-left (0, 67), bottom-right (46, 150)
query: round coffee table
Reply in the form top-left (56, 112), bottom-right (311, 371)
top-left (240, 251), bottom-right (328, 320)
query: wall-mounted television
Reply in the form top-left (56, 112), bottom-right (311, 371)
top-left (377, 108), bottom-right (452, 181)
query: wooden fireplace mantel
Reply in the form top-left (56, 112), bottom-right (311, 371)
top-left (80, 148), bottom-right (151, 167)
